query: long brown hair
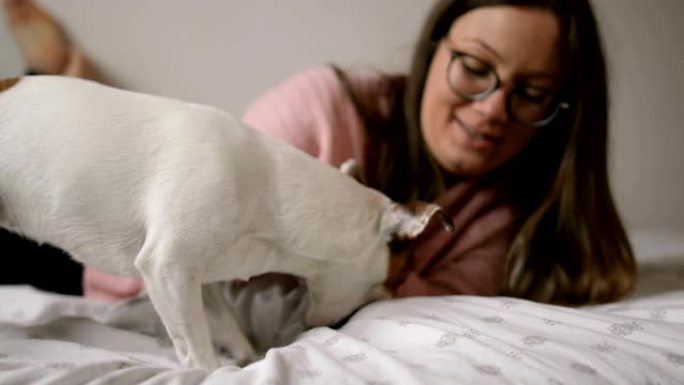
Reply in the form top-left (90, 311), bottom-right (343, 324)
top-left (334, 0), bottom-right (636, 305)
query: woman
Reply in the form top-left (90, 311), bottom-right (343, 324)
top-left (2, 0), bottom-right (634, 331)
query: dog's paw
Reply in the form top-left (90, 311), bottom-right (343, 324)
top-left (216, 342), bottom-right (259, 367)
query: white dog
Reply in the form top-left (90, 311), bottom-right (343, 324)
top-left (0, 76), bottom-right (445, 369)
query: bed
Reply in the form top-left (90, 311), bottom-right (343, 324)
top-left (1, 228), bottom-right (683, 385)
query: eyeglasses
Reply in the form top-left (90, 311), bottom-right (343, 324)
top-left (446, 49), bottom-right (569, 128)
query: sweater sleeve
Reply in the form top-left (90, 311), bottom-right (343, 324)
top-left (242, 67), bottom-right (360, 166)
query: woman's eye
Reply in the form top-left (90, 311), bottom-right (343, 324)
top-left (461, 57), bottom-right (491, 77)
top-left (519, 87), bottom-right (551, 104)
top-left (464, 64), bottom-right (490, 77)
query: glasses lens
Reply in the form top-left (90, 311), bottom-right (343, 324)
top-left (448, 54), bottom-right (496, 98)
top-left (447, 51), bottom-right (564, 127)
top-left (511, 92), bottom-right (559, 126)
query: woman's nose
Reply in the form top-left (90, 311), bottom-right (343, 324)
top-left (472, 88), bottom-right (510, 123)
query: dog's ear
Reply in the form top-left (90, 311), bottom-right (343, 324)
top-left (339, 158), bottom-right (363, 183)
top-left (381, 202), bottom-right (453, 241)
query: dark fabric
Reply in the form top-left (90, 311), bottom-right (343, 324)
top-left (24, 69), bottom-right (44, 76)
top-left (0, 229), bottom-right (83, 295)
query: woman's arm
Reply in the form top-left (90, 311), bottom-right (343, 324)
top-left (242, 67), bottom-right (370, 166)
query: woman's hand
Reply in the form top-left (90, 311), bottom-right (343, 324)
top-left (83, 268), bottom-right (144, 302)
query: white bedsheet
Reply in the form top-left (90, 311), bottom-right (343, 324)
top-left (1, 229), bottom-right (683, 385)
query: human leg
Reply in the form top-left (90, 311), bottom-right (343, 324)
top-left (3, 0), bottom-right (98, 79)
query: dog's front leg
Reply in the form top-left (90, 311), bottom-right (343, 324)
top-left (136, 251), bottom-right (220, 369)
top-left (203, 283), bottom-right (258, 365)
top-left (304, 268), bottom-right (386, 328)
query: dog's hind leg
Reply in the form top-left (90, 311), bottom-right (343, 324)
top-left (135, 238), bottom-right (221, 370)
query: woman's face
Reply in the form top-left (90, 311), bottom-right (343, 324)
top-left (420, 6), bottom-right (565, 176)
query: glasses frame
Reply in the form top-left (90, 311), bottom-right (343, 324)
top-left (446, 50), bottom-right (569, 128)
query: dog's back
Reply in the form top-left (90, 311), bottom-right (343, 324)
top-left (0, 76), bottom-right (392, 281)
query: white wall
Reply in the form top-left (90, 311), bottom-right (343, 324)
top-left (591, 0), bottom-right (684, 230)
top-left (0, 0), bottom-right (433, 113)
top-left (1, 0), bottom-right (682, 231)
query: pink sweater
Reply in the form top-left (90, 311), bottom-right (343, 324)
top-left (84, 67), bottom-right (516, 300)
top-left (241, 67), bottom-right (517, 297)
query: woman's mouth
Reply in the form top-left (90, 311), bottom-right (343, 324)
top-left (453, 116), bottom-right (503, 150)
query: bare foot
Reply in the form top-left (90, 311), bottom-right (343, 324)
top-left (4, 0), bottom-right (69, 74)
